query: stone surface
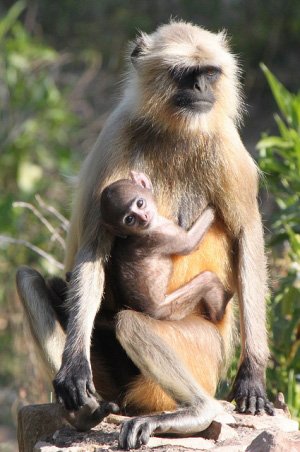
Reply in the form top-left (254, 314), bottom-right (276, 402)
top-left (200, 421), bottom-right (238, 442)
top-left (148, 436), bottom-right (216, 450)
top-left (18, 400), bottom-right (300, 452)
top-left (274, 392), bottom-right (292, 417)
top-left (18, 403), bottom-right (68, 452)
top-left (246, 430), bottom-right (300, 452)
top-left (230, 408), bottom-right (299, 433)
top-left (34, 443), bottom-right (84, 452)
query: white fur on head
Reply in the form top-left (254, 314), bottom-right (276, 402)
top-left (125, 21), bottom-right (243, 134)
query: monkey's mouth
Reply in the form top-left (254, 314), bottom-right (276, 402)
top-left (140, 219), bottom-right (151, 229)
top-left (172, 92), bottom-right (214, 113)
top-left (190, 100), bottom-right (214, 112)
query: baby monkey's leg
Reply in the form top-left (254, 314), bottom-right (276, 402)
top-left (162, 271), bottom-right (232, 322)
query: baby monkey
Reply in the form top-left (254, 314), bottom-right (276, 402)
top-left (100, 172), bottom-right (231, 323)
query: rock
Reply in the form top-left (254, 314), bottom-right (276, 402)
top-left (274, 392), bottom-right (291, 417)
top-left (18, 403), bottom-right (68, 452)
top-left (246, 430), bottom-right (300, 452)
top-left (200, 421), bottom-right (238, 441)
top-left (34, 442), bottom-right (83, 452)
top-left (147, 436), bottom-right (215, 450)
top-left (214, 402), bottom-right (237, 425)
top-left (231, 408), bottom-right (299, 433)
top-left (17, 401), bottom-right (300, 452)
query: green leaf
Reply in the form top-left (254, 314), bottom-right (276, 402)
top-left (0, 1), bottom-right (25, 41)
top-left (260, 63), bottom-right (294, 125)
top-left (257, 136), bottom-right (292, 150)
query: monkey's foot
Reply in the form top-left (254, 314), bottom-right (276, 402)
top-left (228, 359), bottom-right (274, 416)
top-left (63, 398), bottom-right (120, 431)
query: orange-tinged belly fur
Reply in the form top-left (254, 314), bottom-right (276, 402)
top-left (168, 220), bottom-right (235, 294)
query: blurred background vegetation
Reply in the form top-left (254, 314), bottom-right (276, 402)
top-left (0, 1), bottom-right (299, 450)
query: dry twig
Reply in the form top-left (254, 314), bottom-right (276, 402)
top-left (35, 195), bottom-right (69, 232)
top-left (13, 201), bottom-right (66, 249)
top-left (0, 235), bottom-right (64, 270)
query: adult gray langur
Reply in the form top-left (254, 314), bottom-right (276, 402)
top-left (17, 20), bottom-right (273, 450)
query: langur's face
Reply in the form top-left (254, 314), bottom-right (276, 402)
top-left (129, 22), bottom-right (241, 131)
top-left (169, 65), bottom-right (221, 114)
top-left (100, 181), bottom-right (157, 236)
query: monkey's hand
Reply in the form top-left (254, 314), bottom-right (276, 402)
top-left (228, 358), bottom-right (274, 416)
top-left (53, 353), bottom-right (96, 411)
top-left (118, 400), bottom-right (223, 449)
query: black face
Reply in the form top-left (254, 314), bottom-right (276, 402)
top-left (170, 66), bottom-right (221, 113)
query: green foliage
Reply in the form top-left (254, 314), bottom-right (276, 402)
top-left (257, 65), bottom-right (300, 418)
top-left (1, 3), bottom-right (76, 195)
top-left (0, 1), bottom-right (77, 263)
top-left (0, 2), bottom-right (77, 391)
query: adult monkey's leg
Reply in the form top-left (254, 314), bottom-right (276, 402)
top-left (16, 266), bottom-right (118, 431)
top-left (116, 310), bottom-right (224, 450)
top-left (16, 266), bottom-right (66, 377)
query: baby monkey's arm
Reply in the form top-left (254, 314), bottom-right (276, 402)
top-left (157, 206), bottom-right (215, 255)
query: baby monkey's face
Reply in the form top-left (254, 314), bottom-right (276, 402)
top-left (100, 177), bottom-right (158, 237)
top-left (117, 187), bottom-right (157, 235)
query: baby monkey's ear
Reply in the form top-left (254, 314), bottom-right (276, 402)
top-left (130, 171), bottom-right (153, 191)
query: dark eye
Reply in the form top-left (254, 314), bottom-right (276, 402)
top-left (206, 68), bottom-right (215, 76)
top-left (124, 215), bottom-right (135, 226)
top-left (136, 198), bottom-right (144, 208)
top-left (204, 66), bottom-right (221, 79)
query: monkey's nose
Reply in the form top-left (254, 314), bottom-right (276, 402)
top-left (194, 76), bottom-right (205, 92)
top-left (139, 212), bottom-right (148, 224)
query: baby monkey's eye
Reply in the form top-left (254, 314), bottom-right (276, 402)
top-left (124, 215), bottom-right (136, 225)
top-left (136, 198), bottom-right (145, 208)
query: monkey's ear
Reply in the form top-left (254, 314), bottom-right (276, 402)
top-left (130, 33), bottom-right (151, 67)
top-left (130, 171), bottom-right (153, 191)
